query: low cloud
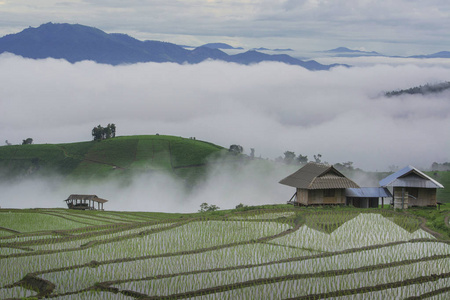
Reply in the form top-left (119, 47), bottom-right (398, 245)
top-left (1, 54), bottom-right (449, 173)
top-left (0, 160), bottom-right (296, 212)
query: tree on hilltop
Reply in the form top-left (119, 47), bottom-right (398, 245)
top-left (22, 138), bottom-right (33, 145)
top-left (92, 123), bottom-right (116, 141)
top-left (229, 144), bottom-right (243, 155)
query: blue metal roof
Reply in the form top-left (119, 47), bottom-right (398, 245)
top-left (379, 165), bottom-right (444, 188)
top-left (346, 187), bottom-right (392, 198)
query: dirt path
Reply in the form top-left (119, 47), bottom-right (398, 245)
top-left (417, 216), bottom-right (443, 239)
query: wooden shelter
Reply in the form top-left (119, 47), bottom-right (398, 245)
top-left (64, 194), bottom-right (108, 210)
top-left (279, 162), bottom-right (360, 206)
top-left (379, 165), bottom-right (444, 208)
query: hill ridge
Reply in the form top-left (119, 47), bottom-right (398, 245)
top-left (0, 135), bottom-right (226, 183)
top-left (0, 22), bottom-right (341, 70)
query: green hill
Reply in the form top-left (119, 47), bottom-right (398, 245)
top-left (0, 135), bottom-right (226, 184)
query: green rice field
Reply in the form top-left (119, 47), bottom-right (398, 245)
top-left (0, 206), bottom-right (449, 299)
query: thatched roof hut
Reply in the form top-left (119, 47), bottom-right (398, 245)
top-left (64, 194), bottom-right (108, 210)
top-left (279, 162), bottom-right (359, 206)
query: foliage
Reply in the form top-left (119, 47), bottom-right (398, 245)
top-left (198, 202), bottom-right (220, 212)
top-left (22, 138), bottom-right (33, 145)
top-left (283, 151), bottom-right (296, 165)
top-left (228, 144), bottom-right (243, 155)
top-left (92, 123), bottom-right (116, 141)
top-left (235, 203), bottom-right (248, 209)
top-left (385, 81), bottom-right (450, 97)
top-left (314, 153), bottom-right (322, 163)
top-left (280, 151), bottom-right (308, 165)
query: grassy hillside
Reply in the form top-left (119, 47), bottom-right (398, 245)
top-left (0, 135), bottom-right (226, 184)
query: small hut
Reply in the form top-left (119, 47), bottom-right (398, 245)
top-left (64, 194), bottom-right (108, 210)
top-left (379, 165), bottom-right (444, 208)
top-left (279, 162), bottom-right (360, 206)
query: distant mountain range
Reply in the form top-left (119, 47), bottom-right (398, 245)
top-left (409, 51), bottom-right (450, 59)
top-left (323, 47), bottom-right (382, 57)
top-left (323, 47), bottom-right (450, 59)
top-left (0, 23), bottom-right (341, 70)
top-left (200, 43), bottom-right (244, 50)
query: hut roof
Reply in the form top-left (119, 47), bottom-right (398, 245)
top-left (64, 194), bottom-right (108, 204)
top-left (379, 165), bottom-right (444, 189)
top-left (346, 187), bottom-right (392, 198)
top-left (279, 162), bottom-right (360, 190)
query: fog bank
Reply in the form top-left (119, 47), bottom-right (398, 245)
top-left (1, 53), bottom-right (449, 172)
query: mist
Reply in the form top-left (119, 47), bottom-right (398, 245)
top-left (0, 54), bottom-right (449, 210)
top-left (0, 159), bottom-right (297, 212)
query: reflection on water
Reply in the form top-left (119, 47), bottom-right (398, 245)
top-left (272, 213), bottom-right (435, 252)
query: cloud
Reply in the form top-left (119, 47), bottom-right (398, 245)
top-left (0, 159), bottom-right (296, 212)
top-left (0, 54), bottom-right (449, 173)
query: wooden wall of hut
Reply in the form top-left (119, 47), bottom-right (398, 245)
top-left (299, 188), bottom-right (346, 205)
top-left (393, 187), bottom-right (437, 207)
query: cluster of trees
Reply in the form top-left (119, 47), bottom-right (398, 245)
top-left (276, 151), bottom-right (325, 165)
top-left (385, 81), bottom-right (450, 97)
top-left (431, 162), bottom-right (450, 171)
top-left (22, 138), bottom-right (33, 145)
top-left (228, 145), bottom-right (257, 159)
top-left (198, 202), bottom-right (220, 212)
top-left (92, 123), bottom-right (116, 141)
top-left (228, 144), bottom-right (244, 155)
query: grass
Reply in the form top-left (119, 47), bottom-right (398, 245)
top-left (426, 171), bottom-right (450, 203)
top-left (0, 135), bottom-right (225, 183)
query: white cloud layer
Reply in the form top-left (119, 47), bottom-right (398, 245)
top-left (0, 54), bottom-right (449, 174)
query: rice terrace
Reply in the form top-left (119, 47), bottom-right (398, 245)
top-left (0, 135), bottom-right (450, 299)
top-left (0, 206), bottom-right (449, 299)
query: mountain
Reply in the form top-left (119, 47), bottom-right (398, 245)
top-left (323, 47), bottom-right (381, 57)
top-left (201, 43), bottom-right (243, 50)
top-left (0, 22), bottom-right (341, 70)
top-left (385, 81), bottom-right (450, 97)
top-left (252, 47), bottom-right (294, 52)
top-left (409, 51), bottom-right (450, 59)
top-left (230, 50), bottom-right (343, 70)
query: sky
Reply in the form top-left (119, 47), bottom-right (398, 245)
top-left (0, 0), bottom-right (450, 56)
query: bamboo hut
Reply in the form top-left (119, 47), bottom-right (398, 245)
top-left (279, 162), bottom-right (360, 206)
top-left (64, 194), bottom-right (108, 210)
top-left (379, 165), bottom-right (444, 208)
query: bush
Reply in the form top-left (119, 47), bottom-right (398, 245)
top-left (198, 202), bottom-right (220, 213)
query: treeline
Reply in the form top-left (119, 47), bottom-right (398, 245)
top-left (431, 162), bottom-right (450, 171)
top-left (385, 81), bottom-right (450, 97)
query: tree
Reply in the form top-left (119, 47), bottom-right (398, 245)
top-left (229, 144), bottom-right (243, 155)
top-left (109, 123), bottom-right (116, 138)
top-left (314, 154), bottom-right (322, 163)
top-left (198, 202), bottom-right (220, 212)
top-left (283, 151), bottom-right (296, 165)
top-left (297, 154), bottom-right (308, 164)
top-left (92, 125), bottom-right (104, 141)
top-left (92, 123), bottom-right (117, 141)
top-left (22, 138), bottom-right (33, 145)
